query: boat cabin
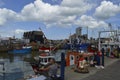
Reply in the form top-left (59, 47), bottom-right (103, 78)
top-left (65, 51), bottom-right (94, 66)
top-left (39, 54), bottom-right (54, 65)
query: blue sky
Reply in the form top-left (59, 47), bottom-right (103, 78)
top-left (0, 0), bottom-right (120, 39)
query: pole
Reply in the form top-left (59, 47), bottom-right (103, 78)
top-left (98, 32), bottom-right (101, 51)
top-left (60, 53), bottom-right (65, 80)
top-left (70, 32), bottom-right (72, 50)
top-left (87, 26), bottom-right (88, 39)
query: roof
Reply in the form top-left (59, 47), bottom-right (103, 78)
top-left (39, 53), bottom-right (54, 58)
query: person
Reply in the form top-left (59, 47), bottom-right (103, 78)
top-left (78, 54), bottom-right (85, 69)
top-left (75, 54), bottom-right (89, 73)
top-left (39, 58), bottom-right (59, 80)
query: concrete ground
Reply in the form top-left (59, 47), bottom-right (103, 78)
top-left (64, 57), bottom-right (119, 80)
top-left (81, 60), bottom-right (120, 80)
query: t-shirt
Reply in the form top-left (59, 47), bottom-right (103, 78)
top-left (48, 63), bottom-right (58, 77)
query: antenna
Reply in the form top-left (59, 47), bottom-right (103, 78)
top-left (70, 31), bottom-right (71, 44)
top-left (108, 23), bottom-right (114, 41)
top-left (87, 26), bottom-right (88, 39)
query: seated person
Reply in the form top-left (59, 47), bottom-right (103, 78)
top-left (40, 58), bottom-right (59, 79)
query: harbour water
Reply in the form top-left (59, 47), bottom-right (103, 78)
top-left (0, 51), bottom-right (39, 80)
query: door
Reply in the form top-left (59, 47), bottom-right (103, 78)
top-left (70, 55), bottom-right (75, 65)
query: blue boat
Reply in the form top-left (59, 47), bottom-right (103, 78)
top-left (8, 46), bottom-right (32, 54)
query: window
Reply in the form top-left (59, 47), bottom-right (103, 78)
top-left (44, 58), bottom-right (47, 63)
top-left (71, 56), bottom-right (74, 60)
top-left (41, 58), bottom-right (43, 62)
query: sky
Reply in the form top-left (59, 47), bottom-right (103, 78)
top-left (0, 0), bottom-right (120, 39)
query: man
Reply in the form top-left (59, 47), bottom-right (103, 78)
top-left (40, 58), bottom-right (59, 80)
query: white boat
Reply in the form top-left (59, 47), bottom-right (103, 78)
top-left (39, 53), bottom-right (55, 65)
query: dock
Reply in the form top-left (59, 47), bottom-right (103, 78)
top-left (64, 57), bottom-right (118, 80)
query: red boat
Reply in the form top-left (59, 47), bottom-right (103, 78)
top-left (30, 53), bottom-right (55, 75)
top-left (39, 46), bottom-right (58, 52)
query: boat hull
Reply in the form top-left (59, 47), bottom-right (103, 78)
top-left (8, 48), bottom-right (31, 54)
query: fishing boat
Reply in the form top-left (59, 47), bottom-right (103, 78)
top-left (39, 53), bottom-right (55, 65)
top-left (39, 46), bottom-right (56, 52)
top-left (8, 46), bottom-right (32, 54)
top-left (30, 53), bottom-right (55, 71)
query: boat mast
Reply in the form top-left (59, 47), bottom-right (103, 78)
top-left (39, 27), bottom-right (46, 44)
top-left (69, 31), bottom-right (73, 50)
top-left (87, 26), bottom-right (88, 39)
top-left (116, 26), bottom-right (120, 42)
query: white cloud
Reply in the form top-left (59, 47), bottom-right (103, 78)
top-left (94, 1), bottom-right (120, 20)
top-left (15, 29), bottom-right (26, 34)
top-left (0, 29), bottom-right (26, 38)
top-left (75, 15), bottom-right (108, 28)
top-left (0, 0), bottom-right (93, 27)
top-left (21, 0), bottom-right (93, 27)
top-left (21, 1), bottom-right (59, 21)
top-left (1, 0), bottom-right (110, 30)
top-left (0, 0), bottom-right (111, 29)
top-left (0, 8), bottom-right (21, 25)
top-left (60, 0), bottom-right (92, 15)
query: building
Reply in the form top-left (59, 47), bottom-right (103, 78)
top-left (76, 27), bottom-right (82, 38)
top-left (69, 27), bottom-right (88, 44)
top-left (23, 31), bottom-right (45, 43)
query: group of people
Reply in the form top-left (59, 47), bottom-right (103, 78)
top-left (104, 45), bottom-right (120, 58)
top-left (75, 50), bottom-right (104, 71)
